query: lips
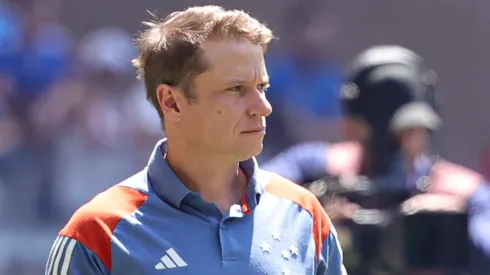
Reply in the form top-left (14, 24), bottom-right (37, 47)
top-left (241, 127), bottom-right (266, 134)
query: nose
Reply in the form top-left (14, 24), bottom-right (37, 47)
top-left (248, 90), bottom-right (272, 117)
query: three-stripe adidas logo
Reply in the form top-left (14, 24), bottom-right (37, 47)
top-left (46, 236), bottom-right (77, 275)
top-left (155, 248), bottom-right (188, 270)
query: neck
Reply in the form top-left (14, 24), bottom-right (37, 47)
top-left (404, 152), bottom-right (428, 175)
top-left (360, 135), bottom-right (401, 177)
top-left (404, 154), bottom-right (416, 174)
top-left (165, 138), bottom-right (247, 212)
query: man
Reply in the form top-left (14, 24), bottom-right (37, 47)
top-left (45, 6), bottom-right (345, 275)
top-left (264, 45), bottom-right (490, 274)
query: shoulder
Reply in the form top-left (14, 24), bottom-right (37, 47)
top-left (59, 184), bottom-right (149, 270)
top-left (262, 142), bottom-right (328, 169)
top-left (264, 172), bottom-right (324, 214)
top-left (263, 172), bottom-right (332, 256)
top-left (432, 159), bottom-right (483, 181)
top-left (291, 141), bottom-right (329, 154)
top-left (429, 159), bottom-right (485, 197)
top-left (325, 141), bottom-right (362, 176)
top-left (431, 159), bottom-right (484, 187)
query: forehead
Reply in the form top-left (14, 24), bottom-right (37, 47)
top-left (200, 39), bottom-right (268, 83)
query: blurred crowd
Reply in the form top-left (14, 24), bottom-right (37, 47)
top-left (1, 0), bottom-right (489, 274)
top-left (0, 1), bottom-right (164, 272)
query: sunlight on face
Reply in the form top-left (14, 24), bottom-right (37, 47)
top-left (179, 39), bottom-right (272, 161)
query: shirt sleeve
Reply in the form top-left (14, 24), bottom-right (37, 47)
top-left (45, 235), bottom-right (110, 275)
top-left (317, 225), bottom-right (348, 275)
top-left (467, 182), bottom-right (490, 270)
top-left (262, 142), bottom-right (329, 185)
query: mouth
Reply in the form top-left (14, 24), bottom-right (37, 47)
top-left (241, 127), bottom-right (266, 134)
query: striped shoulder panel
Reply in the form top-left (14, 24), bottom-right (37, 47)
top-left (58, 185), bottom-right (149, 271)
top-left (45, 236), bottom-right (77, 274)
top-left (264, 172), bottom-right (332, 259)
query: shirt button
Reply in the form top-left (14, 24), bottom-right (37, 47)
top-left (190, 194), bottom-right (199, 200)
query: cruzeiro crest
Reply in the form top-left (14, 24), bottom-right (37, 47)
top-left (258, 231), bottom-right (302, 275)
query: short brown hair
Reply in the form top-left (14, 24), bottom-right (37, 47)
top-left (132, 5), bottom-right (275, 122)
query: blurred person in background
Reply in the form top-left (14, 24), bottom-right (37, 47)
top-left (264, 45), bottom-right (490, 275)
top-left (45, 6), bottom-right (345, 275)
top-left (50, 27), bottom-right (162, 218)
top-left (261, 0), bottom-right (343, 161)
top-left (0, 0), bottom-right (73, 224)
top-left (0, 3), bottom-right (22, 181)
top-left (0, 3), bottom-right (22, 230)
top-left (0, 1), bottom-right (74, 273)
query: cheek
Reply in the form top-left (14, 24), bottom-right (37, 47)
top-left (409, 129), bottom-right (428, 146)
top-left (212, 107), bottom-right (237, 124)
top-left (214, 97), bottom-right (243, 118)
top-left (401, 130), bottom-right (428, 155)
top-left (197, 98), bottom-right (244, 133)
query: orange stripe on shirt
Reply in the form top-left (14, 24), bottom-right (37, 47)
top-left (266, 173), bottom-right (331, 259)
top-left (59, 186), bottom-right (148, 271)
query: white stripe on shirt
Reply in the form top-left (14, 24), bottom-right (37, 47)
top-left (51, 237), bottom-right (69, 275)
top-left (46, 236), bottom-right (63, 274)
top-left (60, 239), bottom-right (77, 275)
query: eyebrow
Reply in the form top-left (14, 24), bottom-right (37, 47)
top-left (224, 76), bottom-right (270, 85)
top-left (261, 76), bottom-right (270, 84)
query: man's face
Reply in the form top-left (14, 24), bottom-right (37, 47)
top-left (397, 127), bottom-right (430, 159)
top-left (340, 116), bottom-right (369, 141)
top-left (178, 39), bottom-right (272, 161)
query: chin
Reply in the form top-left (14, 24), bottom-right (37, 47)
top-left (236, 143), bottom-right (264, 161)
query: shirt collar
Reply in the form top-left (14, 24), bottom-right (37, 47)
top-left (146, 139), bottom-right (264, 210)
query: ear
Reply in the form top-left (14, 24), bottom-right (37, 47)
top-left (156, 84), bottom-right (183, 122)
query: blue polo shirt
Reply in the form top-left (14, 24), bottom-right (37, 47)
top-left (45, 139), bottom-right (345, 275)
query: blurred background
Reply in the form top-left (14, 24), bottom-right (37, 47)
top-left (0, 0), bottom-right (490, 273)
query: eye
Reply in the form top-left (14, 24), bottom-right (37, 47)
top-left (226, 85), bottom-right (245, 93)
top-left (258, 83), bottom-right (270, 93)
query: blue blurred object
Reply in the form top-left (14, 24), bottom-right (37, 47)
top-left (0, 4), bottom-right (72, 98)
top-left (0, 4), bottom-right (23, 75)
top-left (266, 56), bottom-right (343, 118)
top-left (18, 23), bottom-right (72, 97)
